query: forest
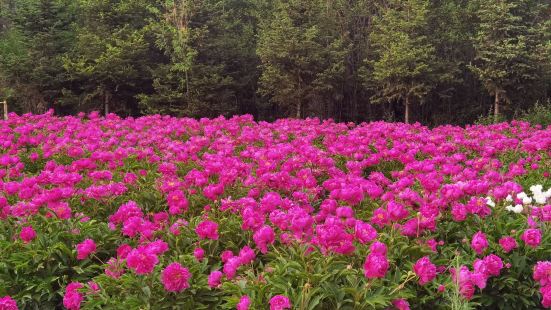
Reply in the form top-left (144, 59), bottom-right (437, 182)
top-left (0, 0), bottom-right (550, 125)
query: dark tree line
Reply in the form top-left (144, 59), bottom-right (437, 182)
top-left (0, 0), bottom-right (550, 125)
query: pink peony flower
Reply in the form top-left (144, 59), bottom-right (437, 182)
top-left (521, 228), bottom-right (542, 248)
top-left (208, 270), bottom-right (223, 288)
top-left (354, 221), bottom-right (378, 244)
top-left (534, 261), bottom-right (551, 286)
top-left (363, 253), bottom-right (389, 279)
top-left (451, 203), bottom-right (468, 222)
top-left (105, 258), bottom-right (125, 279)
top-left (236, 295), bottom-right (251, 310)
top-left (0, 296), bottom-right (18, 310)
top-left (63, 282), bottom-right (83, 310)
top-left (160, 262), bottom-right (191, 292)
top-left (167, 190), bottom-right (189, 215)
top-left (117, 244), bottom-right (132, 259)
top-left (499, 236), bottom-right (518, 253)
top-left (76, 239), bottom-right (96, 260)
top-left (238, 246), bottom-right (256, 265)
top-left (144, 240), bottom-right (169, 255)
top-left (19, 226), bottom-right (36, 243)
top-left (126, 247), bottom-right (159, 275)
top-left (193, 247), bottom-right (205, 262)
top-left (471, 231), bottom-right (488, 255)
top-left (253, 225), bottom-right (275, 254)
top-left (451, 266), bottom-right (475, 300)
top-left (481, 254), bottom-right (503, 277)
top-left (392, 298), bottom-right (410, 310)
top-left (369, 241), bottom-right (387, 256)
top-left (195, 220), bottom-right (219, 240)
top-left (541, 285), bottom-right (551, 308)
top-left (221, 250), bottom-right (234, 263)
top-left (223, 257), bottom-right (241, 279)
top-left (413, 256), bottom-right (437, 285)
top-left (269, 295), bottom-right (291, 310)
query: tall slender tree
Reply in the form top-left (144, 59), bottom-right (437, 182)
top-left (367, 0), bottom-right (436, 124)
top-left (470, 0), bottom-right (549, 122)
top-left (63, 0), bottom-right (165, 115)
top-left (0, 0), bottom-right (76, 113)
top-left (139, 0), bottom-right (261, 118)
top-left (257, 0), bottom-right (347, 118)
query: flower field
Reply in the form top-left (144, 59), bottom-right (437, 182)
top-left (0, 111), bottom-right (550, 310)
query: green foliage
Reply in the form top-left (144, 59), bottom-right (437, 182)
top-left (519, 100), bottom-right (551, 127)
top-left (366, 0), bottom-right (439, 123)
top-left (257, 0), bottom-right (347, 118)
top-left (0, 215), bottom-right (119, 309)
top-left (469, 0), bottom-right (549, 120)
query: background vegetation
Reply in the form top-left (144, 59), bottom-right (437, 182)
top-left (0, 0), bottom-right (550, 125)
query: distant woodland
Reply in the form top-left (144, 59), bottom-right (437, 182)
top-left (1, 0), bottom-right (550, 125)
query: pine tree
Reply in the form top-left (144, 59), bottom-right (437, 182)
top-left (470, 0), bottom-right (549, 122)
top-left (63, 0), bottom-right (165, 115)
top-left (257, 0), bottom-right (346, 118)
top-left (0, 0), bottom-right (76, 113)
top-left (139, 0), bottom-right (262, 118)
top-left (367, 0), bottom-right (436, 124)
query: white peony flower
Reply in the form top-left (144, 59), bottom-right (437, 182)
top-left (506, 194), bottom-right (513, 202)
top-left (522, 196), bottom-right (533, 205)
top-left (530, 184), bottom-right (543, 195)
top-left (517, 192), bottom-right (528, 200)
top-left (534, 193), bottom-right (547, 205)
top-left (512, 204), bottom-right (524, 213)
top-left (485, 197), bottom-right (495, 208)
top-left (505, 204), bottom-right (524, 213)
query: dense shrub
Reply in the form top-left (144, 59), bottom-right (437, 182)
top-left (519, 101), bottom-right (551, 127)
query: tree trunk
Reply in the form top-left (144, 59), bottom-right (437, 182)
top-left (296, 101), bottom-right (301, 118)
top-left (493, 92), bottom-right (500, 123)
top-left (404, 97), bottom-right (410, 124)
top-left (104, 91), bottom-right (110, 116)
top-left (3, 100), bottom-right (7, 120)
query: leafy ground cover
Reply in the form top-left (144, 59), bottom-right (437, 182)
top-left (0, 111), bottom-right (550, 309)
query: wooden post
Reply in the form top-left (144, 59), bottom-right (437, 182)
top-left (2, 100), bottom-right (7, 120)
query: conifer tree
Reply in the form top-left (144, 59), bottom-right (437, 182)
top-left (367, 0), bottom-right (436, 124)
top-left (470, 0), bottom-right (549, 122)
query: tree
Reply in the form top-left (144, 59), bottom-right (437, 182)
top-left (470, 0), bottom-right (549, 122)
top-left (367, 0), bottom-right (436, 124)
top-left (63, 0), bottom-right (166, 115)
top-left (0, 0), bottom-right (77, 113)
top-left (139, 0), bottom-right (262, 118)
top-left (257, 0), bottom-right (347, 119)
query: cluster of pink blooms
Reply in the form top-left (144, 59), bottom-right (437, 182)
top-left (19, 226), bottom-right (36, 243)
top-left (1, 111), bottom-right (550, 308)
top-left (195, 220), bottom-right (219, 240)
top-left (451, 254), bottom-right (504, 300)
top-left (363, 242), bottom-right (389, 279)
top-left (269, 295), bottom-right (292, 310)
top-left (0, 296), bottom-right (18, 310)
top-left (413, 256), bottom-right (437, 285)
top-left (160, 262), bottom-right (191, 292)
top-left (76, 239), bottom-right (97, 260)
top-left (63, 282), bottom-right (84, 310)
top-left (534, 261), bottom-right (551, 307)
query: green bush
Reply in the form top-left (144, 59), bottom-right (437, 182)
top-left (519, 100), bottom-right (551, 127)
